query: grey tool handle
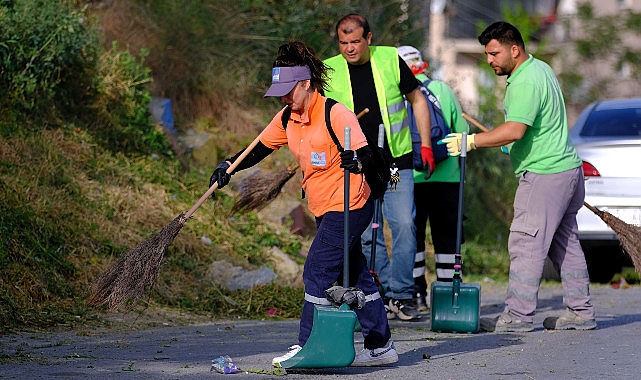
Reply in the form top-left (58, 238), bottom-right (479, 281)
top-left (454, 132), bottom-right (467, 279)
top-left (343, 126), bottom-right (351, 287)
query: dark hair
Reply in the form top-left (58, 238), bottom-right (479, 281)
top-left (478, 21), bottom-right (525, 50)
top-left (335, 13), bottom-right (370, 39)
top-left (273, 41), bottom-right (332, 93)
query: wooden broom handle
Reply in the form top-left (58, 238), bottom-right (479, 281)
top-left (356, 108), bottom-right (369, 119)
top-left (583, 201), bottom-right (601, 215)
top-left (193, 107), bottom-right (370, 220)
top-left (184, 132), bottom-right (264, 219)
top-left (462, 112), bottom-right (490, 133)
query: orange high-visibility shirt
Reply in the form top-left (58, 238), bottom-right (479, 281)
top-left (260, 91), bottom-right (371, 217)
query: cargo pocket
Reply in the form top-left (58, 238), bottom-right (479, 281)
top-left (319, 227), bottom-right (344, 251)
top-left (308, 228), bottom-right (344, 277)
top-left (508, 218), bottom-right (539, 258)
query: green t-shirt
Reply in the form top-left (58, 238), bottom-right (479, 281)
top-left (413, 74), bottom-right (470, 183)
top-left (504, 55), bottom-right (581, 176)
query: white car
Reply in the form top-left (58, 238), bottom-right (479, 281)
top-left (570, 98), bottom-right (641, 282)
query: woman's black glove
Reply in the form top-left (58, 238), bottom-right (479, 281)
top-left (209, 161), bottom-right (231, 194)
top-left (340, 149), bottom-right (362, 174)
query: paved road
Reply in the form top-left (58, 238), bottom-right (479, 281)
top-left (2, 282), bottom-right (640, 379)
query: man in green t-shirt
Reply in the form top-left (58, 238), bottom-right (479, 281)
top-left (397, 45), bottom-right (469, 311)
top-left (441, 21), bottom-right (596, 332)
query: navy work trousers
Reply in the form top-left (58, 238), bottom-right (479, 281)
top-left (298, 198), bottom-right (391, 349)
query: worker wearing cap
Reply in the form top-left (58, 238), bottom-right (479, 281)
top-left (397, 45), bottom-right (470, 311)
top-left (209, 41), bottom-right (396, 367)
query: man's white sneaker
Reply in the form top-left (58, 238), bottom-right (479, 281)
top-left (272, 345), bottom-right (302, 367)
top-left (351, 340), bottom-right (398, 366)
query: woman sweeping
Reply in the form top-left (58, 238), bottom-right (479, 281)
top-left (209, 41), bottom-right (396, 367)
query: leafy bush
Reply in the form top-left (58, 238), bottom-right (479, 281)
top-left (0, 0), bottom-right (170, 156)
top-left (623, 268), bottom-right (640, 284)
top-left (0, 0), bottom-right (100, 122)
top-left (90, 41), bottom-right (171, 155)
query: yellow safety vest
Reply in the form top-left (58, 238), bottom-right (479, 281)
top-left (324, 46), bottom-right (412, 158)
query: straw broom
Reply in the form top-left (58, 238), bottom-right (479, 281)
top-left (231, 164), bottom-right (298, 214)
top-left (88, 132), bottom-right (265, 310)
top-left (232, 108), bottom-right (369, 213)
top-left (463, 112), bottom-right (641, 274)
top-left (583, 202), bottom-right (641, 274)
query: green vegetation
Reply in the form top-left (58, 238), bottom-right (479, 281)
top-left (558, 3), bottom-right (641, 104)
top-left (0, 0), bottom-right (518, 332)
top-left (0, 124), bottom-right (307, 328)
top-left (612, 268), bottom-right (641, 286)
top-left (0, 0), bottom-right (99, 123)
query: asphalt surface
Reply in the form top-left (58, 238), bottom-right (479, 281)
top-left (2, 281), bottom-right (640, 379)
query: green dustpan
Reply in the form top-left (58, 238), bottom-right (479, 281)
top-left (280, 304), bottom-right (356, 368)
top-left (280, 126), bottom-right (358, 368)
top-left (430, 279), bottom-right (480, 333)
top-left (430, 133), bottom-right (480, 334)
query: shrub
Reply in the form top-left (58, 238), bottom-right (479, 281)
top-left (0, 0), bottom-right (170, 156)
top-left (90, 41), bottom-right (171, 156)
top-left (0, 0), bottom-right (100, 123)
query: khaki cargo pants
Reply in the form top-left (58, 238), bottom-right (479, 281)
top-left (506, 167), bottom-right (595, 322)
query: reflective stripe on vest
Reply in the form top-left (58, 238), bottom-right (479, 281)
top-left (324, 46), bottom-right (412, 158)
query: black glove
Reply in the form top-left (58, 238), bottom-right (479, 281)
top-left (340, 150), bottom-right (362, 174)
top-left (209, 161), bottom-right (231, 194)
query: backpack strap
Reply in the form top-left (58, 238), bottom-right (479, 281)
top-left (421, 79), bottom-right (443, 113)
top-left (281, 106), bottom-right (292, 130)
top-left (324, 98), bottom-right (343, 151)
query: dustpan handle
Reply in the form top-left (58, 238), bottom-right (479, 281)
top-left (343, 126), bottom-right (351, 287)
top-left (454, 133), bottom-right (467, 278)
top-left (369, 124), bottom-right (385, 272)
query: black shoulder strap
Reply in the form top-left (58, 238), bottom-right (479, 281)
top-left (281, 106), bottom-right (292, 130)
top-left (324, 98), bottom-right (343, 151)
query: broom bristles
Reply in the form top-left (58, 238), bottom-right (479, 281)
top-left (88, 213), bottom-right (186, 310)
top-left (597, 210), bottom-right (641, 274)
top-left (231, 166), bottom-right (298, 214)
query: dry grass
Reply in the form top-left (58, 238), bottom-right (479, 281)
top-left (0, 126), bottom-right (309, 329)
top-left (90, 0), bottom-right (275, 154)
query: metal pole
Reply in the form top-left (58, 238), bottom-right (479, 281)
top-left (343, 126), bottom-right (351, 287)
